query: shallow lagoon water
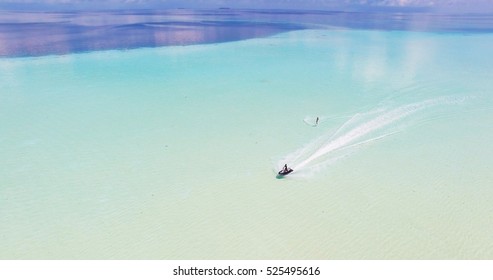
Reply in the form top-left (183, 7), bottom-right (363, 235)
top-left (1, 11), bottom-right (493, 259)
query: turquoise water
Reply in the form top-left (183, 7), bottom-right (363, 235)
top-left (1, 28), bottom-right (493, 259)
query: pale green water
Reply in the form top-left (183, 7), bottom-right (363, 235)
top-left (1, 30), bottom-right (493, 259)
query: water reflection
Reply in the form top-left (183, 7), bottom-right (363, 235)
top-left (0, 10), bottom-right (303, 57)
top-left (1, 9), bottom-right (492, 57)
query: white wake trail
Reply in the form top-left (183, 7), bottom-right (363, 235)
top-left (277, 96), bottom-right (465, 177)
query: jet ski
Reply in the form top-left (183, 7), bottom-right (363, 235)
top-left (278, 169), bottom-right (293, 176)
top-left (277, 164), bottom-right (293, 177)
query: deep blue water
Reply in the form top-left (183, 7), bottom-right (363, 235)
top-left (1, 9), bottom-right (493, 57)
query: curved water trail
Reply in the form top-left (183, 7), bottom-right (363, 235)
top-left (276, 96), bottom-right (468, 178)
